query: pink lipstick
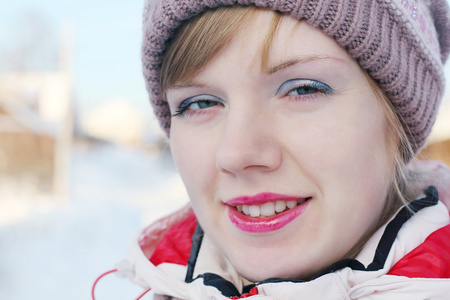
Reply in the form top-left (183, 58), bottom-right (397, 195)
top-left (226, 193), bottom-right (310, 233)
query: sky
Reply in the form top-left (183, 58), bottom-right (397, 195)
top-left (0, 0), bottom-right (150, 117)
top-left (0, 0), bottom-right (450, 120)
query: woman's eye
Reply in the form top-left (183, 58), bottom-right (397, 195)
top-left (277, 79), bottom-right (333, 99)
top-left (172, 96), bottom-right (222, 117)
top-left (288, 86), bottom-right (319, 96)
top-left (188, 100), bottom-right (218, 110)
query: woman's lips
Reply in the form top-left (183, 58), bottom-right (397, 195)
top-left (225, 193), bottom-right (311, 233)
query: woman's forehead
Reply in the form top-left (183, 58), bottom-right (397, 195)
top-left (171, 9), bottom-right (356, 88)
top-left (262, 15), bottom-right (351, 66)
top-left (200, 14), bottom-right (356, 79)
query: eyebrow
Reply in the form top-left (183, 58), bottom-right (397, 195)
top-left (169, 81), bottom-right (208, 89)
top-left (266, 55), bottom-right (348, 75)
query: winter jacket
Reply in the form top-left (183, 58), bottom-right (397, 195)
top-left (117, 186), bottom-right (450, 299)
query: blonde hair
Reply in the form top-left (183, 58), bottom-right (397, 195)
top-left (161, 6), bottom-right (283, 92)
top-left (161, 6), bottom-right (422, 231)
top-left (365, 72), bottom-right (419, 226)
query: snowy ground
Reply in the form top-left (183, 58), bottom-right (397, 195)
top-left (0, 144), bottom-right (188, 299)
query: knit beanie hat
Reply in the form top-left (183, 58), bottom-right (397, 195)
top-left (142, 0), bottom-right (450, 153)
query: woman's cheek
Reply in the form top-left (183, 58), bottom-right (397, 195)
top-left (170, 125), bottom-right (217, 199)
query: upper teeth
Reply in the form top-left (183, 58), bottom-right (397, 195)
top-left (237, 200), bottom-right (303, 218)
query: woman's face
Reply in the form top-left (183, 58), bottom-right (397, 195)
top-left (167, 11), bottom-right (392, 281)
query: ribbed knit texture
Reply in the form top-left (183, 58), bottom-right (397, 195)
top-left (142, 0), bottom-right (450, 153)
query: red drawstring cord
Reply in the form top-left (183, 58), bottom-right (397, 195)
top-left (136, 287), bottom-right (152, 300)
top-left (92, 269), bottom-right (118, 300)
top-left (92, 269), bottom-right (152, 300)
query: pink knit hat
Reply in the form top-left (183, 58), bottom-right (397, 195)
top-left (142, 0), bottom-right (450, 153)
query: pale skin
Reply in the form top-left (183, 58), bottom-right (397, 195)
top-left (166, 11), bottom-right (394, 282)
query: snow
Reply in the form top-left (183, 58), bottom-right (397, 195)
top-left (0, 144), bottom-right (188, 299)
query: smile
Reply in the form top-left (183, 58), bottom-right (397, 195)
top-left (226, 193), bottom-right (311, 233)
top-left (237, 199), bottom-right (307, 217)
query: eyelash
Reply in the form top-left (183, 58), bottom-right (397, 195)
top-left (172, 97), bottom-right (222, 117)
top-left (171, 79), bottom-right (332, 117)
top-left (277, 79), bottom-right (333, 100)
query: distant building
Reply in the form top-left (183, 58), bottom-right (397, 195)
top-left (0, 71), bottom-right (73, 196)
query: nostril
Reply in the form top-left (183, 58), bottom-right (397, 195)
top-left (216, 143), bottom-right (282, 175)
top-left (215, 116), bottom-right (282, 175)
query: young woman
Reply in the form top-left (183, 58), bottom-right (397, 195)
top-left (94, 0), bottom-right (450, 299)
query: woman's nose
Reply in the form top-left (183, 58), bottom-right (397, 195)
top-left (215, 108), bottom-right (282, 176)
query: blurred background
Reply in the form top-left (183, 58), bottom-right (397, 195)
top-left (0, 0), bottom-right (187, 299)
top-left (0, 0), bottom-right (449, 299)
